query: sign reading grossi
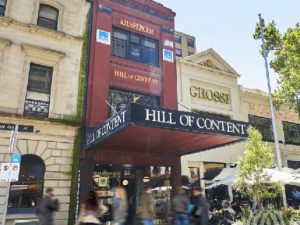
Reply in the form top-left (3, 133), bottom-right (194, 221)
top-left (190, 86), bottom-right (230, 104)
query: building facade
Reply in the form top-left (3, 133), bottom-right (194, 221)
top-left (175, 31), bottom-right (196, 57)
top-left (178, 49), bottom-right (300, 196)
top-left (0, 1), bottom-right (89, 224)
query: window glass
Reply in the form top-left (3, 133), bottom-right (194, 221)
top-left (187, 38), bottom-right (195, 47)
top-left (109, 89), bottom-right (160, 116)
top-left (112, 27), bottom-right (159, 67)
top-left (175, 35), bottom-right (181, 44)
top-left (248, 115), bottom-right (274, 141)
top-left (27, 64), bottom-right (53, 94)
top-left (175, 48), bottom-right (182, 57)
top-left (283, 121), bottom-right (300, 145)
top-left (287, 160), bottom-right (300, 170)
top-left (0, 0), bottom-right (6, 16)
top-left (37, 5), bottom-right (58, 30)
top-left (8, 155), bottom-right (45, 214)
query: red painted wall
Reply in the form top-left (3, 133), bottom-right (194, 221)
top-left (86, 0), bottom-right (177, 127)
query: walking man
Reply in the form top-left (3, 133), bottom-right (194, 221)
top-left (172, 186), bottom-right (190, 225)
top-left (36, 187), bottom-right (59, 225)
top-left (192, 187), bottom-right (209, 225)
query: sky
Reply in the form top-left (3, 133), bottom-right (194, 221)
top-left (155, 0), bottom-right (300, 92)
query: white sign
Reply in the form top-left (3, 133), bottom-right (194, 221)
top-left (96, 29), bottom-right (111, 45)
top-left (0, 163), bottom-right (20, 181)
top-left (164, 40), bottom-right (174, 48)
top-left (163, 49), bottom-right (174, 63)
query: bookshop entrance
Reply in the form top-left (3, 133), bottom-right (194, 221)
top-left (93, 164), bottom-right (172, 225)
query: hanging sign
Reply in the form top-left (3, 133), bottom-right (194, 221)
top-left (0, 163), bottom-right (20, 182)
top-left (0, 163), bottom-right (11, 181)
top-left (11, 153), bottom-right (21, 163)
top-left (96, 29), bottom-right (111, 45)
top-left (163, 49), bottom-right (174, 63)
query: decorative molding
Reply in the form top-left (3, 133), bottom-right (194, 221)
top-left (22, 44), bottom-right (65, 62)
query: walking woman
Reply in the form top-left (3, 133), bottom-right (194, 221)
top-left (112, 187), bottom-right (128, 225)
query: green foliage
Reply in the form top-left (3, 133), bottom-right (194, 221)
top-left (254, 20), bottom-right (300, 110)
top-left (237, 126), bottom-right (282, 205)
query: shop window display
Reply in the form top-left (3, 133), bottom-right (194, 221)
top-left (8, 154), bottom-right (45, 214)
top-left (93, 164), bottom-right (171, 225)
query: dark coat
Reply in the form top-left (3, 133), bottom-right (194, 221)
top-left (194, 195), bottom-right (209, 225)
top-left (36, 196), bottom-right (59, 225)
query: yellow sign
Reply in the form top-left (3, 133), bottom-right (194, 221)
top-left (119, 19), bottom-right (154, 35)
top-left (190, 86), bottom-right (230, 104)
top-left (114, 69), bottom-right (158, 85)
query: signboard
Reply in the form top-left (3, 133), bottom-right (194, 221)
top-left (11, 153), bottom-right (21, 163)
top-left (0, 161), bottom-right (21, 182)
top-left (163, 49), bottom-right (174, 63)
top-left (0, 123), bottom-right (33, 132)
top-left (85, 104), bottom-right (249, 148)
top-left (96, 29), bottom-right (111, 45)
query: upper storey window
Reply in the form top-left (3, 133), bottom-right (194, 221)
top-left (112, 28), bottom-right (159, 67)
top-left (0, 0), bottom-right (6, 16)
top-left (37, 4), bottom-right (59, 30)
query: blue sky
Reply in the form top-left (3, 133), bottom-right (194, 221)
top-left (156, 0), bottom-right (300, 92)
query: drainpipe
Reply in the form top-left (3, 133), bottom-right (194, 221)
top-left (75, 0), bottom-right (94, 220)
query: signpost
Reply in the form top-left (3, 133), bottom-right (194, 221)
top-left (1, 125), bottom-right (20, 225)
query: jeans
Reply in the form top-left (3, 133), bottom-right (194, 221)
top-left (143, 219), bottom-right (154, 225)
top-left (175, 213), bottom-right (190, 225)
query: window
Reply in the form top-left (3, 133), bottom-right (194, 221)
top-left (283, 121), bottom-right (300, 145)
top-left (37, 4), bottom-right (59, 30)
top-left (187, 38), bottom-right (195, 48)
top-left (175, 48), bottom-right (182, 57)
top-left (24, 64), bottom-right (53, 117)
top-left (112, 28), bottom-right (159, 67)
top-left (109, 88), bottom-right (160, 116)
top-left (287, 160), bottom-right (300, 170)
top-left (248, 115), bottom-right (274, 141)
top-left (0, 0), bottom-right (6, 16)
top-left (8, 155), bottom-right (45, 214)
top-left (175, 35), bottom-right (181, 44)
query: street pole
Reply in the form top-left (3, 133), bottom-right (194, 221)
top-left (2, 125), bottom-right (18, 225)
top-left (258, 14), bottom-right (286, 208)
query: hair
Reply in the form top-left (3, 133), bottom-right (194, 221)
top-left (115, 187), bottom-right (127, 200)
top-left (45, 187), bottom-right (53, 194)
top-left (84, 191), bottom-right (99, 211)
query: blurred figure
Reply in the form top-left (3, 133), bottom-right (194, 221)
top-left (139, 187), bottom-right (156, 225)
top-left (112, 187), bottom-right (128, 225)
top-left (192, 187), bottom-right (209, 225)
top-left (76, 191), bottom-right (102, 225)
top-left (172, 186), bottom-right (190, 225)
top-left (36, 187), bottom-right (59, 225)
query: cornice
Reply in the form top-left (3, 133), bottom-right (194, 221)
top-left (22, 43), bottom-right (65, 61)
top-left (0, 37), bottom-right (12, 49)
top-left (0, 17), bottom-right (83, 44)
top-left (178, 59), bottom-right (239, 79)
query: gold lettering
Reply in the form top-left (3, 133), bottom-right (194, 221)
top-left (119, 18), bottom-right (154, 35)
top-left (190, 86), bottom-right (230, 104)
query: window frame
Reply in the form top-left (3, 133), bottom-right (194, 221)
top-left (248, 115), bottom-right (274, 142)
top-left (0, 0), bottom-right (6, 16)
top-left (112, 27), bottom-right (159, 67)
top-left (283, 121), bottom-right (300, 145)
top-left (175, 48), bottom-right (182, 57)
top-left (175, 35), bottom-right (181, 44)
top-left (109, 88), bottom-right (160, 116)
top-left (7, 154), bottom-right (45, 214)
top-left (37, 4), bottom-right (59, 30)
top-left (187, 38), bottom-right (195, 48)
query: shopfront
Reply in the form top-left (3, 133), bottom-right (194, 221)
top-left (82, 1), bottom-right (249, 224)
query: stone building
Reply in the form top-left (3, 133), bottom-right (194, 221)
top-left (178, 49), bottom-right (300, 198)
top-left (175, 31), bottom-right (196, 57)
top-left (0, 1), bottom-right (89, 224)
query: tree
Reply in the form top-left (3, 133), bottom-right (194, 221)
top-left (236, 126), bottom-right (282, 207)
top-left (253, 20), bottom-right (300, 109)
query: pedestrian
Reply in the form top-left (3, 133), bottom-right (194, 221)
top-left (36, 187), bottom-right (59, 225)
top-left (192, 187), bottom-right (209, 225)
top-left (76, 191), bottom-right (102, 225)
top-left (172, 186), bottom-right (190, 225)
top-left (112, 187), bottom-right (128, 225)
top-left (138, 186), bottom-right (156, 225)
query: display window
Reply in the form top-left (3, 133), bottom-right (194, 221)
top-left (93, 164), bottom-right (172, 225)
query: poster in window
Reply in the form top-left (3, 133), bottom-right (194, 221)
top-left (98, 177), bottom-right (108, 187)
top-left (163, 49), bottom-right (174, 63)
top-left (96, 29), bottom-right (111, 45)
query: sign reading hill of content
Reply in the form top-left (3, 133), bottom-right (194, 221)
top-left (85, 104), bottom-right (248, 148)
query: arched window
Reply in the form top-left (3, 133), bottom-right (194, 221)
top-left (37, 4), bottom-right (59, 30)
top-left (8, 154), bottom-right (45, 214)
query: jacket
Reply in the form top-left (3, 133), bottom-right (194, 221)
top-left (172, 193), bottom-right (190, 214)
top-left (139, 193), bottom-right (156, 220)
top-left (36, 196), bottom-right (59, 225)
